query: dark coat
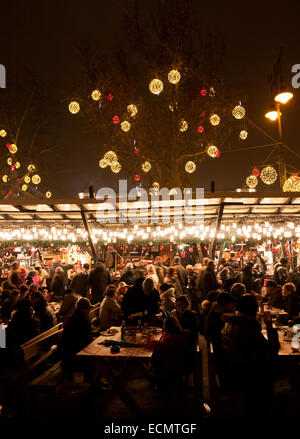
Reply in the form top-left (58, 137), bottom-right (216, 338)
top-left (1, 297), bottom-right (16, 323)
top-left (70, 270), bottom-right (89, 296)
top-left (201, 268), bottom-right (219, 299)
top-left (273, 263), bottom-right (289, 286)
top-left (33, 302), bottom-right (57, 333)
top-left (120, 268), bottom-right (136, 286)
top-left (6, 307), bottom-right (40, 347)
top-left (121, 278), bottom-right (160, 323)
top-left (173, 263), bottom-right (187, 289)
top-left (267, 287), bottom-right (284, 309)
top-left (206, 302), bottom-right (227, 358)
top-left (88, 263), bottom-right (111, 304)
top-left (51, 272), bottom-right (65, 297)
top-left (221, 314), bottom-right (279, 391)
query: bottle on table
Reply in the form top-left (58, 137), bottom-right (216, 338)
top-left (121, 320), bottom-right (127, 341)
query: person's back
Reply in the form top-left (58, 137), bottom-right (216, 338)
top-left (273, 258), bottom-right (289, 286)
top-left (6, 300), bottom-right (40, 347)
top-left (88, 262), bottom-right (111, 304)
top-left (173, 257), bottom-right (186, 288)
top-left (70, 265), bottom-right (89, 297)
top-left (30, 291), bottom-right (57, 332)
top-left (120, 265), bottom-right (136, 286)
top-left (59, 289), bottom-right (81, 326)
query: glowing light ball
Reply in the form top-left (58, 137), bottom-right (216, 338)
top-left (149, 79), bottom-right (164, 95)
top-left (91, 89), bottom-right (101, 101)
top-left (46, 191), bottom-right (52, 198)
top-left (121, 121), bottom-right (131, 132)
top-left (197, 125), bottom-right (204, 133)
top-left (99, 159), bottom-right (108, 168)
top-left (232, 105), bottom-right (246, 119)
top-left (209, 114), bottom-right (221, 126)
top-left (185, 161), bottom-right (196, 173)
top-left (28, 164), bottom-right (36, 172)
top-left (0, 130), bottom-right (6, 137)
top-left (111, 162), bottom-right (121, 173)
top-left (207, 145), bottom-right (219, 158)
top-left (168, 69), bottom-right (181, 84)
top-left (142, 161), bottom-right (151, 172)
top-left (127, 104), bottom-right (138, 117)
top-left (152, 182), bottom-right (160, 191)
top-left (7, 158), bottom-right (12, 165)
top-left (113, 115), bottom-right (120, 124)
top-left (22, 184), bottom-right (27, 191)
top-left (104, 151), bottom-right (117, 165)
top-left (260, 166), bottom-right (278, 185)
top-left (32, 174), bottom-right (41, 184)
top-left (68, 101), bottom-right (80, 114)
top-left (239, 130), bottom-right (248, 140)
top-left (290, 173), bottom-right (299, 183)
top-left (15, 162), bottom-right (20, 169)
top-left (283, 178), bottom-right (300, 192)
top-left (246, 175), bottom-right (258, 188)
top-left (134, 174), bottom-right (141, 182)
top-left (2, 175), bottom-right (8, 182)
top-left (252, 167), bottom-right (260, 177)
top-left (24, 176), bottom-right (31, 184)
top-left (179, 120), bottom-right (188, 132)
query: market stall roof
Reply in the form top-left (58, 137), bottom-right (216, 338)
top-left (0, 192), bottom-right (299, 223)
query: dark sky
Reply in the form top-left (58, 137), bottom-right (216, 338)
top-left (1, 0), bottom-right (300, 197)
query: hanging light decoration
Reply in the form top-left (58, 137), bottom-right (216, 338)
top-left (239, 130), bottom-right (248, 140)
top-left (99, 159), bottom-right (108, 168)
top-left (152, 182), bottom-right (160, 191)
top-left (46, 191), bottom-right (52, 198)
top-left (113, 115), bottom-right (120, 124)
top-left (283, 177), bottom-right (300, 192)
top-left (207, 145), bottom-right (219, 158)
top-left (209, 87), bottom-right (215, 97)
top-left (134, 174), bottom-right (141, 182)
top-left (260, 166), bottom-right (278, 185)
top-left (28, 164), bottom-right (36, 172)
top-left (168, 69), bottom-right (181, 84)
top-left (91, 89), bottom-right (101, 101)
top-left (15, 162), bottom-right (20, 169)
top-left (32, 174), bottom-right (41, 184)
top-left (252, 167), bottom-right (260, 177)
top-left (179, 119), bottom-right (188, 132)
top-left (121, 121), bottom-right (131, 132)
top-left (104, 151), bottom-right (117, 165)
top-left (149, 78), bottom-right (164, 95)
top-left (246, 175), bottom-right (258, 188)
top-left (197, 125), bottom-right (204, 133)
top-left (111, 162), bottom-right (121, 173)
top-left (0, 130), bottom-right (7, 137)
top-left (21, 184), bottom-right (27, 191)
top-left (209, 114), bottom-right (221, 126)
top-left (290, 173), bottom-right (299, 183)
top-left (142, 161), bottom-right (151, 173)
top-left (2, 175), bottom-right (8, 182)
top-left (7, 157), bottom-right (12, 165)
top-left (68, 101), bottom-right (80, 114)
top-left (169, 104), bottom-right (174, 112)
top-left (232, 105), bottom-right (246, 119)
top-left (127, 104), bottom-right (138, 117)
top-left (185, 161), bottom-right (196, 173)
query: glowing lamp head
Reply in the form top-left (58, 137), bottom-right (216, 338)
top-left (274, 91), bottom-right (293, 104)
top-left (265, 110), bottom-right (280, 121)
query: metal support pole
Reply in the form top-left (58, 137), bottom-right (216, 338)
top-left (276, 101), bottom-right (287, 187)
top-left (210, 203), bottom-right (224, 260)
top-left (80, 209), bottom-right (97, 262)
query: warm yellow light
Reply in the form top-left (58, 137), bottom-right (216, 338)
top-left (260, 166), bottom-right (277, 185)
top-left (46, 191), bottom-right (52, 198)
top-left (104, 151), bottom-right (117, 165)
top-left (91, 89), bottom-right (101, 101)
top-left (274, 92), bottom-right (293, 104)
top-left (142, 161), bottom-right (151, 173)
top-left (68, 101), bottom-right (80, 114)
top-left (232, 105), bottom-right (245, 119)
top-left (32, 174), bottom-right (41, 184)
top-left (149, 79), bottom-right (164, 95)
top-left (283, 178), bottom-right (300, 192)
top-left (22, 184), bottom-right (28, 191)
top-left (24, 175), bottom-right (31, 184)
top-left (179, 119), bottom-right (188, 132)
top-left (15, 162), bottom-right (20, 168)
top-left (111, 162), bottom-right (121, 173)
top-left (246, 175), bottom-right (258, 188)
top-left (209, 114), bottom-right (221, 126)
top-left (168, 70), bottom-right (181, 85)
top-left (121, 121), bottom-right (131, 132)
top-left (185, 161), bottom-right (196, 173)
top-left (99, 159), bottom-right (108, 168)
top-left (239, 130), bottom-right (248, 140)
top-left (7, 158), bottom-right (12, 165)
top-left (207, 145), bottom-right (219, 158)
top-left (28, 164), bottom-right (36, 172)
top-left (0, 129), bottom-right (7, 137)
top-left (152, 182), bottom-right (160, 191)
top-left (2, 175), bottom-right (8, 182)
top-left (265, 110), bottom-right (281, 121)
top-left (127, 104), bottom-right (138, 117)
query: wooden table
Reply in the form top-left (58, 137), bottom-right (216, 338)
top-left (77, 327), bottom-right (162, 417)
top-left (262, 326), bottom-right (300, 357)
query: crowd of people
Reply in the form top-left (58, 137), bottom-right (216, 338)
top-left (1, 251), bottom-right (300, 414)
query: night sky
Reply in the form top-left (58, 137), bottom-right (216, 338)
top-left (1, 0), bottom-right (300, 197)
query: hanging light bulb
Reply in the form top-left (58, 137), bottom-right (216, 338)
top-left (168, 69), bottom-right (181, 84)
top-left (149, 78), bottom-right (164, 95)
top-left (68, 101), bottom-right (80, 114)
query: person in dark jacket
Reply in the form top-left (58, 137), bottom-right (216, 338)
top-left (6, 300), bottom-right (40, 347)
top-left (1, 289), bottom-right (20, 323)
top-left (30, 291), bottom-right (57, 332)
top-left (221, 294), bottom-right (279, 415)
top-left (265, 280), bottom-right (284, 309)
top-left (70, 263), bottom-right (90, 297)
top-left (173, 256), bottom-right (187, 290)
top-left (241, 263), bottom-right (260, 294)
top-left (7, 262), bottom-right (23, 289)
top-left (201, 260), bottom-right (220, 299)
top-left (273, 257), bottom-right (289, 286)
top-left (282, 282), bottom-right (300, 320)
top-left (164, 267), bottom-right (183, 298)
top-left (88, 262), bottom-right (111, 304)
top-left (120, 263), bottom-right (136, 286)
top-left (51, 266), bottom-right (66, 298)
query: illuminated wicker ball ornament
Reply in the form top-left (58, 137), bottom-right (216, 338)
top-left (32, 174), bottom-right (41, 184)
top-left (232, 105), bottom-right (246, 119)
top-left (246, 175), bottom-right (258, 188)
top-left (0, 130), bottom-right (7, 137)
top-left (111, 162), bottom-right (121, 173)
top-left (121, 121), bottom-right (131, 132)
top-left (185, 161), bottom-right (196, 174)
top-left (15, 162), bottom-right (20, 169)
top-left (46, 191), bottom-right (52, 198)
top-left (209, 114), bottom-right (221, 126)
top-left (283, 178), bottom-right (300, 192)
top-left (179, 120), bottom-right (188, 132)
top-left (7, 158), bottom-right (12, 165)
top-left (24, 176), bottom-right (31, 184)
top-left (142, 161), bottom-right (151, 173)
top-left (149, 79), bottom-right (164, 95)
top-left (68, 101), bottom-right (80, 114)
top-left (239, 130), bottom-right (248, 140)
top-left (9, 143), bottom-right (18, 153)
top-left (260, 166), bottom-right (278, 185)
top-left (28, 164), bottom-right (36, 172)
top-left (91, 89), bottom-right (101, 101)
top-left (104, 151), bottom-right (117, 165)
top-left (2, 175), bottom-right (8, 183)
top-left (127, 104), bottom-right (138, 117)
top-left (168, 70), bottom-right (181, 85)
top-left (99, 159), bottom-right (108, 168)
top-left (22, 184), bottom-right (27, 191)
top-left (207, 145), bottom-right (219, 158)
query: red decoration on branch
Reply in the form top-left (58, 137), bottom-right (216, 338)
top-left (107, 93), bottom-right (114, 101)
top-left (197, 125), bottom-right (204, 133)
top-left (113, 115), bottom-right (120, 124)
top-left (252, 167), bottom-right (260, 177)
top-left (134, 174), bottom-right (141, 182)
top-left (200, 89), bottom-right (207, 96)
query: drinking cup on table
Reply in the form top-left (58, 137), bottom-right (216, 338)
top-left (136, 333), bottom-right (143, 343)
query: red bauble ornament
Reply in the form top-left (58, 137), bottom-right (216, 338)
top-left (189, 248), bottom-right (193, 253)
top-left (180, 252), bottom-right (186, 258)
top-left (11, 165), bottom-right (15, 171)
top-left (134, 174), bottom-right (141, 182)
top-left (252, 167), bottom-right (260, 177)
top-left (113, 115), bottom-right (120, 124)
top-left (215, 150), bottom-right (221, 158)
top-left (197, 125), bottom-right (204, 133)
top-left (271, 248), bottom-right (276, 253)
top-left (134, 148), bottom-right (140, 154)
top-left (200, 111), bottom-right (206, 117)
top-left (107, 93), bottom-right (114, 101)
top-left (200, 89), bottom-right (207, 96)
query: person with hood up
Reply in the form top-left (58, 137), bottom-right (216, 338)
top-left (88, 261), bottom-right (111, 304)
